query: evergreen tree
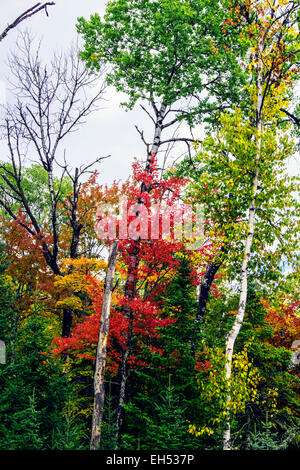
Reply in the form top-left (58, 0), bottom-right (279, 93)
top-left (0, 253), bottom-right (72, 449)
top-left (122, 383), bottom-right (198, 450)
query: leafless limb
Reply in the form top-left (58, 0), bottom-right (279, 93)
top-left (280, 108), bottom-right (300, 126)
top-left (134, 125), bottom-right (150, 155)
top-left (0, 3), bottom-right (55, 43)
top-left (159, 137), bottom-right (196, 146)
top-left (0, 32), bottom-right (107, 336)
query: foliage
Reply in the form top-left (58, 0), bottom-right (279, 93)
top-left (51, 410), bottom-right (87, 450)
top-left (122, 384), bottom-right (196, 450)
top-left (77, 0), bottom-right (247, 122)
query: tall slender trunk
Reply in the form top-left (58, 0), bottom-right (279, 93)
top-left (114, 348), bottom-right (130, 449)
top-left (90, 240), bottom-right (119, 450)
top-left (113, 103), bottom-right (167, 446)
top-left (223, 36), bottom-right (264, 451)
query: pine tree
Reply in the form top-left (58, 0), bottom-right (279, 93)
top-left (122, 382), bottom-right (197, 450)
top-left (0, 256), bottom-right (72, 449)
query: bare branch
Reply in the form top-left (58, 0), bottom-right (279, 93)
top-left (0, 3), bottom-right (55, 42)
top-left (280, 108), bottom-right (300, 126)
top-left (0, 32), bottom-right (107, 279)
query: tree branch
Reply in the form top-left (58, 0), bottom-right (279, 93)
top-left (0, 3), bottom-right (55, 42)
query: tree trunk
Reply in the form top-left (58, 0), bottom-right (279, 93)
top-left (223, 35), bottom-right (264, 451)
top-left (0, 3), bottom-right (55, 43)
top-left (62, 307), bottom-right (73, 338)
top-left (197, 261), bottom-right (222, 320)
top-left (90, 240), bottom-right (119, 450)
top-left (113, 103), bottom-right (167, 446)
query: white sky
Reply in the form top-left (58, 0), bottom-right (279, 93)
top-left (0, 0), bottom-right (152, 185)
top-left (0, 0), bottom-right (299, 184)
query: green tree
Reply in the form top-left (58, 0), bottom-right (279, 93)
top-left (153, 254), bottom-right (200, 399)
top-left (0, 257), bottom-right (72, 449)
top-left (0, 3), bottom-right (55, 43)
top-left (122, 383), bottom-right (195, 450)
top-left (77, 0), bottom-right (247, 449)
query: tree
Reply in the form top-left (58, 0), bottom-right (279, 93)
top-left (0, 2), bottom-right (55, 43)
top-left (122, 383), bottom-right (192, 450)
top-left (223, 0), bottom-right (299, 450)
top-left (0, 32), bottom-right (107, 336)
top-left (0, 265), bottom-right (71, 449)
top-left (90, 240), bottom-right (119, 450)
top-left (173, 0), bottom-right (300, 322)
top-left (77, 0), bottom-right (248, 447)
top-left (177, 0), bottom-right (299, 450)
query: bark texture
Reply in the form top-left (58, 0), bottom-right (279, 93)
top-left (90, 240), bottom-right (119, 450)
top-left (223, 35), bottom-right (264, 451)
top-left (114, 102), bottom-right (167, 446)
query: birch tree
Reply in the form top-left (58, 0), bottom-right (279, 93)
top-left (223, 0), bottom-right (299, 450)
top-left (78, 0), bottom-right (250, 447)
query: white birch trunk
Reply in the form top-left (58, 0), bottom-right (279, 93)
top-left (90, 240), bottom-right (119, 450)
top-left (113, 102), bottom-right (167, 446)
top-left (223, 35), bottom-right (264, 451)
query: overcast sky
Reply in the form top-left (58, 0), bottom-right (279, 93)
top-left (0, 0), bottom-right (154, 185)
top-left (0, 0), bottom-right (299, 185)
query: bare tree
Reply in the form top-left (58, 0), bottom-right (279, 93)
top-left (0, 2), bottom-right (55, 43)
top-left (0, 32), bottom-right (107, 336)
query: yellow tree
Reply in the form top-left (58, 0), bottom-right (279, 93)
top-left (223, 0), bottom-right (299, 450)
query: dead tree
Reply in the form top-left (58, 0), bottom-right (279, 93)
top-left (0, 32), bottom-right (107, 336)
